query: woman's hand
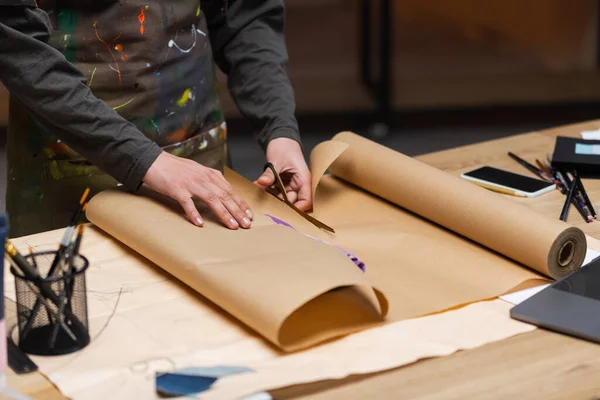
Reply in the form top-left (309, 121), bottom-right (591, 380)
top-left (255, 137), bottom-right (312, 211)
top-left (143, 152), bottom-right (253, 229)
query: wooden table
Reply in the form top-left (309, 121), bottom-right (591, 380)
top-left (9, 120), bottom-right (600, 399)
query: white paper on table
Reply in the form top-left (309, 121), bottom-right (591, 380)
top-left (201, 300), bottom-right (534, 400)
top-left (7, 228), bottom-right (592, 400)
top-left (500, 284), bottom-right (551, 306)
top-left (3, 228), bottom-right (538, 400)
top-left (581, 128), bottom-right (600, 140)
top-left (500, 248), bottom-right (600, 305)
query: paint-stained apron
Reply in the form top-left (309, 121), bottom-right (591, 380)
top-left (7, 0), bottom-right (228, 238)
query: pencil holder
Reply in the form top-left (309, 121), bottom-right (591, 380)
top-left (11, 250), bottom-right (90, 356)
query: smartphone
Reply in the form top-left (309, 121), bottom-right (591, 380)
top-left (461, 166), bottom-right (555, 198)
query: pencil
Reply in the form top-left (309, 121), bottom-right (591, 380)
top-left (554, 176), bottom-right (591, 222)
top-left (535, 159), bottom-right (554, 181)
top-left (508, 152), bottom-right (547, 179)
top-left (555, 171), bottom-right (569, 190)
top-left (29, 246), bottom-right (53, 321)
top-left (469, 181), bottom-right (527, 197)
top-left (573, 171), bottom-right (597, 218)
top-left (560, 179), bottom-right (578, 221)
top-left (571, 194), bottom-right (592, 223)
top-left (557, 171), bottom-right (593, 222)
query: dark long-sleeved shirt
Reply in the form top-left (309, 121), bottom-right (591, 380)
top-left (0, 0), bottom-right (300, 191)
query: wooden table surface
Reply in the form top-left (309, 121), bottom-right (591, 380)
top-left (9, 120), bottom-right (600, 399)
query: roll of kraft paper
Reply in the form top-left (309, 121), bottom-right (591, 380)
top-left (327, 132), bottom-right (586, 279)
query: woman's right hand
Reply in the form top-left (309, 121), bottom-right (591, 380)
top-left (142, 152), bottom-right (253, 229)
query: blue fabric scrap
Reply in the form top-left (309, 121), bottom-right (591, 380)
top-left (156, 365), bottom-right (271, 398)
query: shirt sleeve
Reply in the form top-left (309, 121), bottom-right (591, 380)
top-left (0, 5), bottom-right (162, 191)
top-left (203, 0), bottom-right (301, 151)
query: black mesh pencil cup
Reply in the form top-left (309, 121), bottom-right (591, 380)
top-left (11, 250), bottom-right (91, 356)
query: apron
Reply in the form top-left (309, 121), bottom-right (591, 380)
top-left (7, 0), bottom-right (227, 238)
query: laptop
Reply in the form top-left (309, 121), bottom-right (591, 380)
top-left (510, 256), bottom-right (600, 343)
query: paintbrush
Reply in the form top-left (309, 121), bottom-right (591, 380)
top-left (49, 188), bottom-right (90, 278)
top-left (64, 225), bottom-right (85, 314)
top-left (18, 188), bottom-right (90, 339)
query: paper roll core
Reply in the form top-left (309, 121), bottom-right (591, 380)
top-left (558, 240), bottom-right (576, 268)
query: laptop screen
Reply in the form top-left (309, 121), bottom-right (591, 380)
top-left (553, 259), bottom-right (600, 302)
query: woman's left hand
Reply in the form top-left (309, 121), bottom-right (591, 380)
top-left (254, 137), bottom-right (312, 211)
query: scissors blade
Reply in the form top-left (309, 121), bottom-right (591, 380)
top-left (264, 163), bottom-right (335, 233)
top-left (287, 201), bottom-right (335, 233)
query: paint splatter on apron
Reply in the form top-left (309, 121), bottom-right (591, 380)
top-left (7, 0), bottom-right (227, 237)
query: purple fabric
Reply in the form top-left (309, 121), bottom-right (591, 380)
top-left (266, 214), bottom-right (366, 272)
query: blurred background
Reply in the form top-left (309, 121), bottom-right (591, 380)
top-left (4, 0), bottom-right (600, 211)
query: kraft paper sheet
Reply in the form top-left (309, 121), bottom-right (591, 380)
top-left (88, 130), bottom-right (588, 338)
top-left (85, 188), bottom-right (388, 352)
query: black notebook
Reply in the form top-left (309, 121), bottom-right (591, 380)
top-left (552, 136), bottom-right (600, 178)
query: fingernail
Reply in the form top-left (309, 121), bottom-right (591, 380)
top-left (242, 217), bottom-right (251, 227)
top-left (245, 209), bottom-right (253, 219)
top-left (230, 218), bottom-right (239, 228)
top-left (195, 217), bottom-right (204, 226)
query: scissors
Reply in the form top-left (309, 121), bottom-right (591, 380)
top-left (263, 163), bottom-right (335, 233)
